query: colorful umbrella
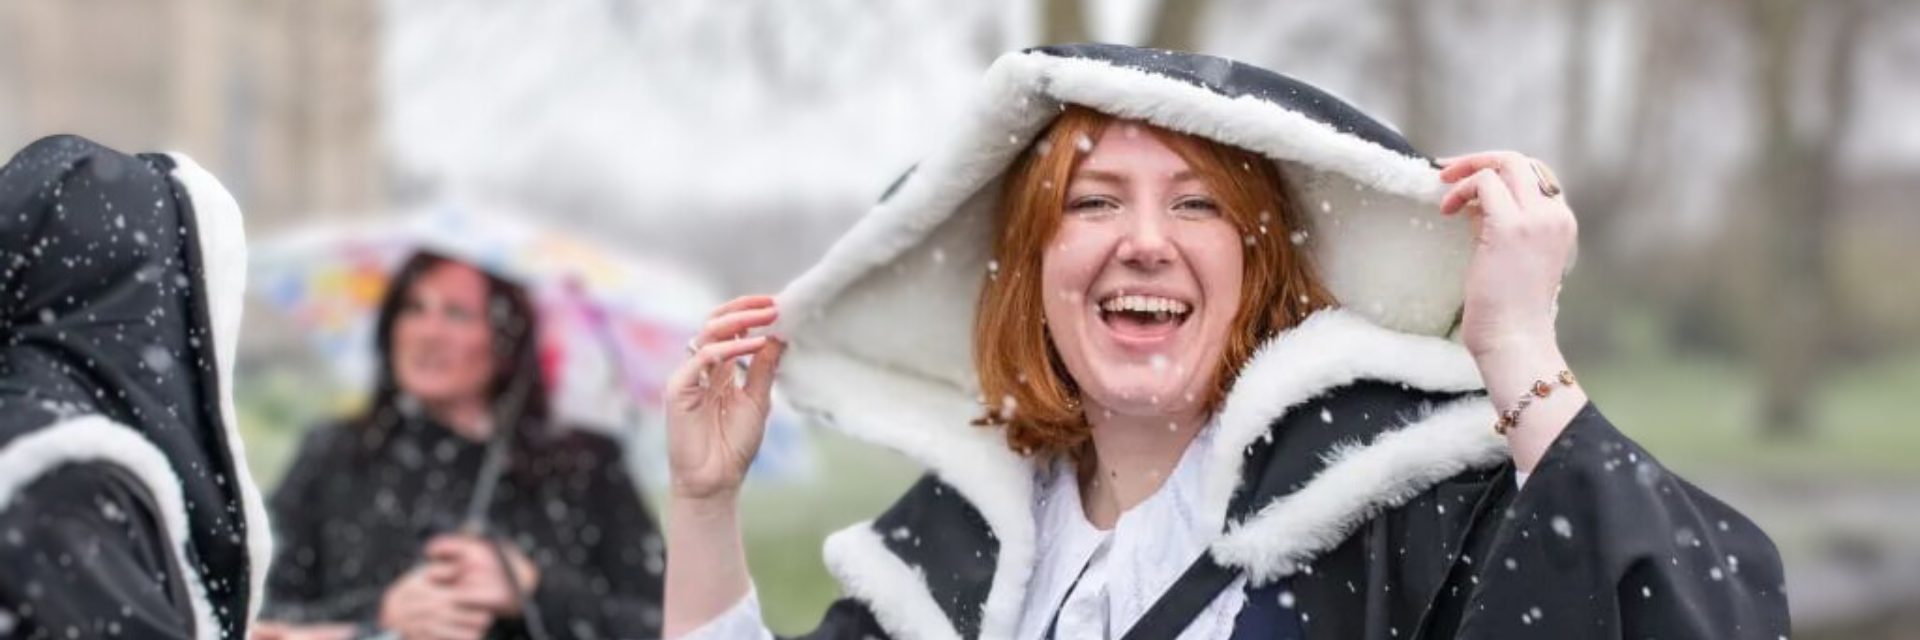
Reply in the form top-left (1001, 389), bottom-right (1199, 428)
top-left (249, 202), bottom-right (813, 481)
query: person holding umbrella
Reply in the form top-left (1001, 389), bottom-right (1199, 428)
top-left (253, 251), bottom-right (665, 640)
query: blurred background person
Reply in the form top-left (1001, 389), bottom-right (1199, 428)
top-left (252, 251), bottom-right (664, 640)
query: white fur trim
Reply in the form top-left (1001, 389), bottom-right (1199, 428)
top-left (778, 348), bottom-right (1034, 640)
top-left (0, 416), bottom-right (222, 640)
top-left (769, 51), bottom-right (1471, 417)
top-left (822, 523), bottom-right (963, 640)
top-left (166, 153), bottom-right (272, 622)
top-left (807, 309), bottom-right (1505, 635)
top-left (1211, 398), bottom-right (1506, 585)
top-left (1198, 309), bottom-right (1491, 530)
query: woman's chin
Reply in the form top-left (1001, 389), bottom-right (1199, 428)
top-left (1083, 380), bottom-right (1204, 420)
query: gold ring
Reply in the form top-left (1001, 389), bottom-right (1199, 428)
top-left (1529, 159), bottom-right (1563, 198)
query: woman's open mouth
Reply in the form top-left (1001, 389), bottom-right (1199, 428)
top-left (1096, 293), bottom-right (1193, 343)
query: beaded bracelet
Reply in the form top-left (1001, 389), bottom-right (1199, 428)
top-left (1494, 370), bottom-right (1577, 436)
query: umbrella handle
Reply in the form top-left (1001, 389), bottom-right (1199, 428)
top-left (460, 366), bottom-right (535, 533)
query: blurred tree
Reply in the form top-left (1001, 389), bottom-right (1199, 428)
top-left (1146, 0), bottom-right (1209, 52)
top-left (1389, 0), bottom-right (1440, 150)
top-left (1042, 0), bottom-right (1090, 45)
top-left (1745, 0), bottom-right (1880, 438)
top-left (1039, 0), bottom-right (1212, 51)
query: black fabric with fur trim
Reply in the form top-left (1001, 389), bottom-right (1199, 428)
top-left (1029, 43), bottom-right (1423, 159)
top-left (1, 135), bottom-right (253, 640)
top-left (782, 389), bottom-right (1791, 640)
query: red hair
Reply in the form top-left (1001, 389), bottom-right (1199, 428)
top-left (972, 106), bottom-right (1337, 460)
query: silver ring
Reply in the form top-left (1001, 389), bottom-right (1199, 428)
top-left (686, 337), bottom-right (700, 355)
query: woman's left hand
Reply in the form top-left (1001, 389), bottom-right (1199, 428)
top-left (1437, 151), bottom-right (1578, 359)
top-left (1437, 151), bottom-right (1588, 470)
top-left (426, 534), bottom-right (543, 617)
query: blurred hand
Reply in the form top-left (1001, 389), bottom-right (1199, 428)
top-left (664, 295), bottom-right (786, 503)
top-left (248, 622), bottom-right (355, 640)
top-left (425, 534), bottom-right (541, 617)
top-left (377, 562), bottom-right (494, 640)
top-left (1437, 151), bottom-right (1579, 360)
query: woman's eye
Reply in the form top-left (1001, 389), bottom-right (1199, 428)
top-left (444, 306), bottom-right (478, 324)
top-left (1173, 197), bottom-right (1221, 217)
top-left (1067, 196), bottom-right (1119, 214)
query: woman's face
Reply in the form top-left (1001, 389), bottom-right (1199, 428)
top-left (1041, 123), bottom-right (1245, 421)
top-left (392, 262), bottom-right (499, 410)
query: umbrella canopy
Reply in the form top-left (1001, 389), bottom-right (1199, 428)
top-left (249, 202), bottom-right (813, 480)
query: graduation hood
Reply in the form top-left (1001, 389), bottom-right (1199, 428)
top-left (772, 43), bottom-right (1472, 468)
top-left (0, 135), bottom-right (262, 640)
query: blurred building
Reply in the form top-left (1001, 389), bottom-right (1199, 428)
top-left (0, 0), bottom-right (383, 230)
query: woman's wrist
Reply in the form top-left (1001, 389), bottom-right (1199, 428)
top-left (1471, 331), bottom-right (1567, 410)
top-left (669, 489), bottom-right (742, 523)
top-left (1469, 331), bottom-right (1588, 471)
top-left (664, 489), bottom-right (753, 637)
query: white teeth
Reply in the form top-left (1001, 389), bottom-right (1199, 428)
top-left (1099, 295), bottom-right (1191, 315)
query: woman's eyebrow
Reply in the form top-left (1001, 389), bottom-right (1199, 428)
top-left (1070, 168), bottom-right (1128, 186)
top-left (1072, 168), bottom-right (1203, 184)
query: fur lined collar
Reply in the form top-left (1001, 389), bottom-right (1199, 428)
top-left (0, 417), bottom-right (224, 640)
top-left (166, 153), bottom-right (272, 623)
top-left (775, 45), bottom-right (1497, 639)
top-left (818, 309), bottom-right (1506, 638)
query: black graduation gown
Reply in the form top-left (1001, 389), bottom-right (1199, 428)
top-left (776, 384), bottom-right (1790, 640)
top-left (260, 418), bottom-right (667, 639)
top-left (1, 135), bottom-right (266, 640)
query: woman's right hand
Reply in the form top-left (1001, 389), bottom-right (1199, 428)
top-left (377, 563), bottom-right (494, 640)
top-left (664, 295), bottom-right (786, 503)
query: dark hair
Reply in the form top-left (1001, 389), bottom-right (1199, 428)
top-left (349, 251), bottom-right (553, 458)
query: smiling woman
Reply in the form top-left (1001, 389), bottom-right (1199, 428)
top-left (976, 105), bottom-right (1336, 464)
top-left (660, 44), bottom-right (1790, 640)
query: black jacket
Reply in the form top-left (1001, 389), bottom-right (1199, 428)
top-left (260, 418), bottom-right (666, 639)
top-left (773, 314), bottom-right (1789, 640)
top-left (0, 135), bottom-right (267, 640)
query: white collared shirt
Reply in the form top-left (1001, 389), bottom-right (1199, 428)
top-left (1013, 420), bottom-right (1246, 640)
top-left (678, 421), bottom-right (1248, 640)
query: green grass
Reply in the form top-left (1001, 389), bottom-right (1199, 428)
top-left (236, 368), bottom-right (351, 491)
top-left (731, 432), bottom-right (922, 633)
top-left (1579, 351), bottom-right (1920, 479)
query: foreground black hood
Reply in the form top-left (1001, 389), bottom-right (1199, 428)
top-left (0, 134), bottom-right (265, 639)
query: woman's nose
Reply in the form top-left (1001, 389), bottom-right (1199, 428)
top-left (1116, 210), bottom-right (1176, 269)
